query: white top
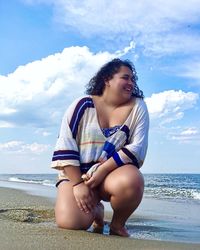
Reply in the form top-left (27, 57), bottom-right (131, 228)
top-left (51, 96), bottom-right (149, 179)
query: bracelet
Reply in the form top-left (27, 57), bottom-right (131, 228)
top-left (72, 179), bottom-right (84, 187)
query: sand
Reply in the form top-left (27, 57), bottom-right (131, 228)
top-left (0, 187), bottom-right (199, 250)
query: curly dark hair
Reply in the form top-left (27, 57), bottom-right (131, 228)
top-left (86, 58), bottom-right (144, 98)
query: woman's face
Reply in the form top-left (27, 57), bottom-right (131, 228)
top-left (105, 66), bottom-right (134, 100)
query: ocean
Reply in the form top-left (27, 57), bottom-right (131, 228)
top-left (0, 173), bottom-right (200, 243)
top-left (0, 173), bottom-right (199, 203)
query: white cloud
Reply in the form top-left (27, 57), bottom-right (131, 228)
top-left (42, 131), bottom-right (51, 137)
top-left (34, 128), bottom-right (51, 137)
top-left (0, 141), bottom-right (50, 154)
top-left (115, 41), bottom-right (136, 57)
top-left (0, 107), bottom-right (17, 115)
top-left (23, 0), bottom-right (200, 57)
top-left (145, 90), bottom-right (199, 123)
top-left (1, 44), bottom-right (199, 130)
top-left (181, 128), bottom-right (198, 135)
top-left (0, 121), bottom-right (14, 128)
top-left (169, 127), bottom-right (200, 144)
top-left (178, 61), bottom-right (200, 82)
top-left (0, 46), bottom-right (115, 128)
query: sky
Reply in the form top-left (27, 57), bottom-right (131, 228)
top-left (0, 0), bottom-right (200, 174)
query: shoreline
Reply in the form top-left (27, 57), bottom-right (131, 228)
top-left (1, 186), bottom-right (200, 250)
top-left (0, 185), bottom-right (200, 249)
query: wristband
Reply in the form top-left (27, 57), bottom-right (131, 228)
top-left (72, 179), bottom-right (84, 187)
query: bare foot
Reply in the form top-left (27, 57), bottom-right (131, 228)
top-left (110, 226), bottom-right (130, 237)
top-left (92, 202), bottom-right (104, 234)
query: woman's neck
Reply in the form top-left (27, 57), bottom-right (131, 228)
top-left (100, 90), bottom-right (132, 108)
top-left (100, 92), bottom-right (120, 107)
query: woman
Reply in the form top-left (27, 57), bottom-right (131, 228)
top-left (51, 58), bottom-right (149, 237)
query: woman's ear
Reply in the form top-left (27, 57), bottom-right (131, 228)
top-left (105, 80), bottom-right (110, 86)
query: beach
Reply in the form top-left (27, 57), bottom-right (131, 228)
top-left (0, 184), bottom-right (200, 250)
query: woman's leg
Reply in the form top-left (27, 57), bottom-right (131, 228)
top-left (99, 164), bottom-right (144, 236)
top-left (55, 181), bottom-right (98, 230)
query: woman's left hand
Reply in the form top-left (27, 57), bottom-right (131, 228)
top-left (85, 166), bottom-right (107, 188)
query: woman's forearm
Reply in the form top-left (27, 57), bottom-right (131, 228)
top-left (98, 157), bottom-right (118, 175)
top-left (63, 165), bottom-right (83, 184)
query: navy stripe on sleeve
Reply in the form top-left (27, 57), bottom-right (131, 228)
top-left (53, 150), bottom-right (79, 156)
top-left (120, 125), bottom-right (130, 144)
top-left (69, 97), bottom-right (94, 139)
top-left (103, 141), bottom-right (115, 158)
top-left (121, 147), bottom-right (139, 168)
top-left (112, 151), bottom-right (124, 167)
top-left (52, 150), bottom-right (80, 161)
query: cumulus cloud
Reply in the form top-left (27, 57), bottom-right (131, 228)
top-left (0, 46), bottom-right (115, 128)
top-left (0, 141), bottom-right (50, 154)
top-left (145, 90), bottom-right (199, 123)
top-left (1, 44), bottom-right (199, 130)
top-left (23, 0), bottom-right (200, 57)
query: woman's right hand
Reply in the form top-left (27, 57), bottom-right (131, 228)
top-left (73, 182), bottom-right (95, 213)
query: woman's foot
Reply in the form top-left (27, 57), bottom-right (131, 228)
top-left (92, 202), bottom-right (104, 234)
top-left (109, 225), bottom-right (130, 237)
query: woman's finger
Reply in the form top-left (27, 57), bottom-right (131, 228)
top-left (89, 182), bottom-right (97, 189)
top-left (87, 195), bottom-right (95, 210)
top-left (81, 174), bottom-right (89, 181)
top-left (80, 200), bottom-right (91, 213)
top-left (87, 178), bottom-right (98, 189)
top-left (75, 199), bottom-right (84, 212)
top-left (85, 176), bottom-right (95, 186)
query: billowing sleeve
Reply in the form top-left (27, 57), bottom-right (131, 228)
top-left (112, 100), bottom-right (149, 168)
top-left (51, 100), bottom-right (81, 170)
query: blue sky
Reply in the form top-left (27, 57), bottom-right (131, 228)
top-left (0, 0), bottom-right (200, 174)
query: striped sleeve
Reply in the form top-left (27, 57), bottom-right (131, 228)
top-left (51, 97), bottom-right (94, 170)
top-left (112, 100), bottom-right (149, 168)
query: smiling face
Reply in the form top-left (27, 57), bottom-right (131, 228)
top-left (105, 66), bottom-right (134, 102)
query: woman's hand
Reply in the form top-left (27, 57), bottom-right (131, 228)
top-left (83, 158), bottom-right (117, 189)
top-left (85, 167), bottom-right (107, 188)
top-left (73, 182), bottom-right (95, 213)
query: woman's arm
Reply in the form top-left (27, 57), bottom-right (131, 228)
top-left (112, 99), bottom-right (149, 168)
top-left (51, 98), bottom-right (95, 213)
top-left (85, 100), bottom-right (149, 188)
top-left (51, 100), bottom-right (82, 171)
top-left (62, 165), bottom-right (94, 213)
top-left (85, 157), bottom-right (118, 188)
top-left (63, 165), bottom-right (83, 184)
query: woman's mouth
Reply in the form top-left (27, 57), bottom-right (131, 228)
top-left (124, 86), bottom-right (132, 92)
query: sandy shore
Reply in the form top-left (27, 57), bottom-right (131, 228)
top-left (0, 187), bottom-right (199, 250)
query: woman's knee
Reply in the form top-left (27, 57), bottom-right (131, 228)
top-left (107, 165), bottom-right (144, 198)
top-left (123, 166), bottom-right (144, 195)
top-left (55, 207), bottom-right (94, 230)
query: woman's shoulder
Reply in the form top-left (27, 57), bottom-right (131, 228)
top-left (71, 95), bottom-right (92, 104)
top-left (134, 97), bottom-right (147, 106)
top-left (64, 95), bottom-right (94, 115)
top-left (67, 95), bottom-right (92, 108)
top-left (132, 97), bottom-right (148, 114)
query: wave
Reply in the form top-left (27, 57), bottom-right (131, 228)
top-left (2, 174), bottom-right (199, 202)
top-left (192, 191), bottom-right (200, 200)
top-left (8, 177), bottom-right (55, 187)
top-left (144, 187), bottom-right (200, 201)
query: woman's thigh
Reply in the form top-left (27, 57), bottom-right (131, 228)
top-left (99, 164), bottom-right (144, 201)
top-left (55, 181), bottom-right (96, 230)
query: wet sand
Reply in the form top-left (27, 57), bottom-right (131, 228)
top-left (0, 187), bottom-right (199, 250)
